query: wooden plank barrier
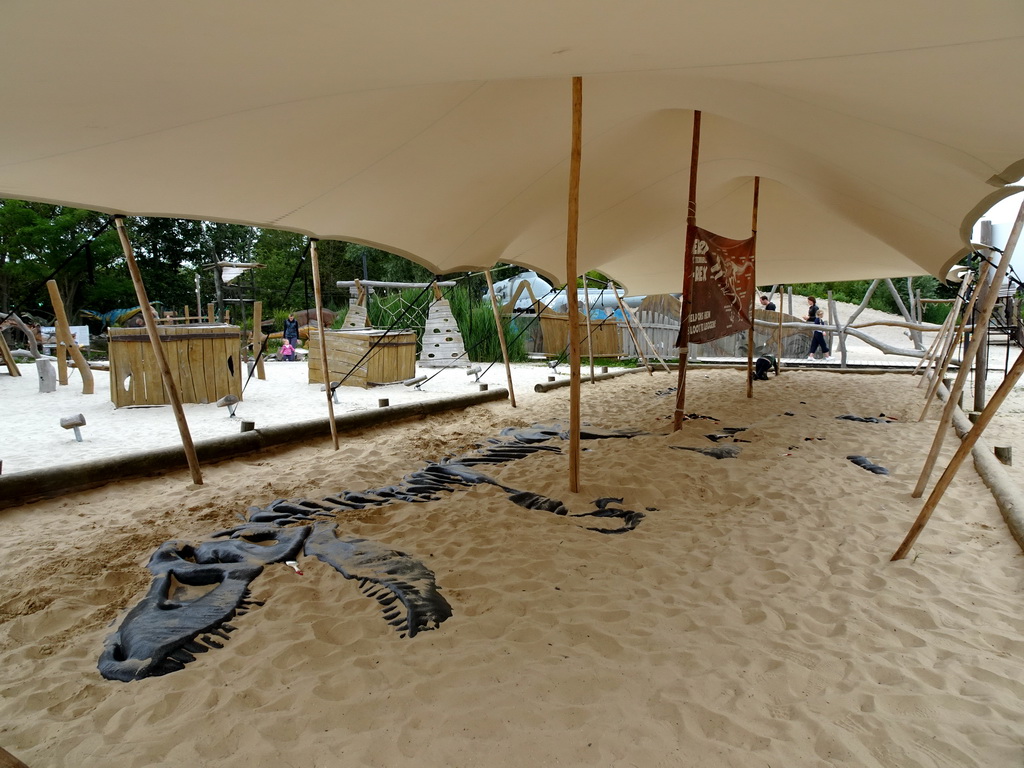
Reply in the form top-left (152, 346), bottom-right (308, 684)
top-left (538, 311), bottom-right (621, 358)
top-left (108, 324), bottom-right (242, 407)
top-left (307, 328), bottom-right (417, 388)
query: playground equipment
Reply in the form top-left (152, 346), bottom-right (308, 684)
top-left (307, 327), bottom-right (417, 389)
top-left (108, 324), bottom-right (242, 407)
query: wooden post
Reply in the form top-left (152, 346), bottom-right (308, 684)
top-left (114, 217), bottom-right (202, 485)
top-left (615, 292), bottom-right (671, 373)
top-left (913, 292), bottom-right (958, 383)
top-left (893, 345), bottom-right (1024, 559)
top-left (581, 275), bottom-right (596, 382)
top-left (913, 199), bottom-right (1024, 497)
top-left (747, 177), bottom-right (760, 398)
top-left (251, 300), bottom-right (266, 380)
top-left (207, 303), bottom-right (215, 323)
top-left (45, 280), bottom-right (94, 394)
top-left (309, 239), bottom-right (339, 450)
top-left (673, 110), bottom-right (701, 431)
top-left (565, 76), bottom-right (584, 492)
top-left (484, 268), bottom-right (517, 407)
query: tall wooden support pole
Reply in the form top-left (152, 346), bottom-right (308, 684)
top-left (776, 284), bottom-right (784, 364)
top-left (310, 239), bottom-right (339, 450)
top-left (114, 217), bottom-right (202, 485)
top-left (565, 76), bottom-right (584, 492)
top-left (484, 268), bottom-right (517, 407)
top-left (672, 110), bottom-right (702, 431)
top-left (894, 345), bottom-right (1024, 560)
top-left (912, 200), bottom-right (1024, 497)
top-left (746, 177), bottom-right (760, 398)
top-left (45, 280), bottom-right (94, 394)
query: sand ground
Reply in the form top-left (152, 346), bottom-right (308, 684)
top-left (2, 299), bottom-right (1024, 767)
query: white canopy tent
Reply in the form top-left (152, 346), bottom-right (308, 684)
top-left (2, 1), bottom-right (1023, 293)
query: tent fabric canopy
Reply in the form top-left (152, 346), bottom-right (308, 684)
top-left (2, 1), bottom-right (1023, 294)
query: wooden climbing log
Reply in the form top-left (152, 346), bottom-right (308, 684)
top-left (45, 280), bottom-right (93, 394)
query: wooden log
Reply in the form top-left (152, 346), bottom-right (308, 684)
top-left (894, 345), bottom-right (1024, 559)
top-left (310, 239), bottom-right (339, 450)
top-left (485, 269), bottom-right (517, 407)
top-left (565, 76), bottom-right (583, 492)
top-left (46, 280), bottom-right (94, 394)
top-left (114, 218), bottom-right (202, 485)
top-left (0, 331), bottom-right (20, 377)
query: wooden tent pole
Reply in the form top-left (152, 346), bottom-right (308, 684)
top-left (912, 200), bottom-right (1024, 497)
top-left (672, 109), bottom-right (701, 431)
top-left (581, 275), bottom-right (596, 383)
top-left (919, 270), bottom-right (979, 415)
top-left (616, 292), bottom-right (671, 373)
top-left (776, 284), bottom-right (784, 365)
top-left (310, 239), bottom-right (339, 450)
top-left (566, 76), bottom-right (584, 492)
top-left (615, 291), bottom-right (653, 374)
top-left (45, 280), bottom-right (94, 395)
top-left (114, 217), bottom-right (202, 485)
top-left (913, 294), bottom-right (956, 383)
top-left (484, 268), bottom-right (517, 407)
top-left (746, 176), bottom-right (760, 398)
top-left (252, 300), bottom-right (266, 380)
top-left (894, 344), bottom-right (1024, 559)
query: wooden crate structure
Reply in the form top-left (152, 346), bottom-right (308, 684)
top-left (108, 324), bottom-right (242, 407)
top-left (537, 311), bottom-right (622, 357)
top-left (308, 328), bottom-right (417, 388)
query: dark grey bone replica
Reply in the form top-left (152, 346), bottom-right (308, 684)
top-left (99, 425), bottom-right (647, 682)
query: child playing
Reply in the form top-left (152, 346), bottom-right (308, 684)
top-left (280, 339), bottom-right (296, 361)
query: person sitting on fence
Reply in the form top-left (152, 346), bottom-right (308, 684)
top-left (280, 339), bottom-right (296, 361)
top-left (807, 309), bottom-right (831, 360)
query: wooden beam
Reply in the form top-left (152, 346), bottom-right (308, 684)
top-left (114, 217), bottom-right (202, 485)
top-left (45, 280), bottom-right (94, 394)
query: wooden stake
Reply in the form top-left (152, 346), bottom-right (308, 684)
top-left (565, 76), bottom-right (584, 492)
top-left (913, 199), bottom-right (1024, 497)
top-left (747, 177), bottom-right (760, 398)
top-left (894, 345), bottom-right (1024, 559)
top-left (673, 110), bottom-right (701, 431)
top-left (484, 268), bottom-right (517, 407)
top-left (45, 280), bottom-right (94, 394)
top-left (114, 217), bottom-right (202, 485)
top-left (309, 239), bottom-right (339, 450)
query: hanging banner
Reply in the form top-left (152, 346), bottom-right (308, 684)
top-left (677, 226), bottom-right (756, 345)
